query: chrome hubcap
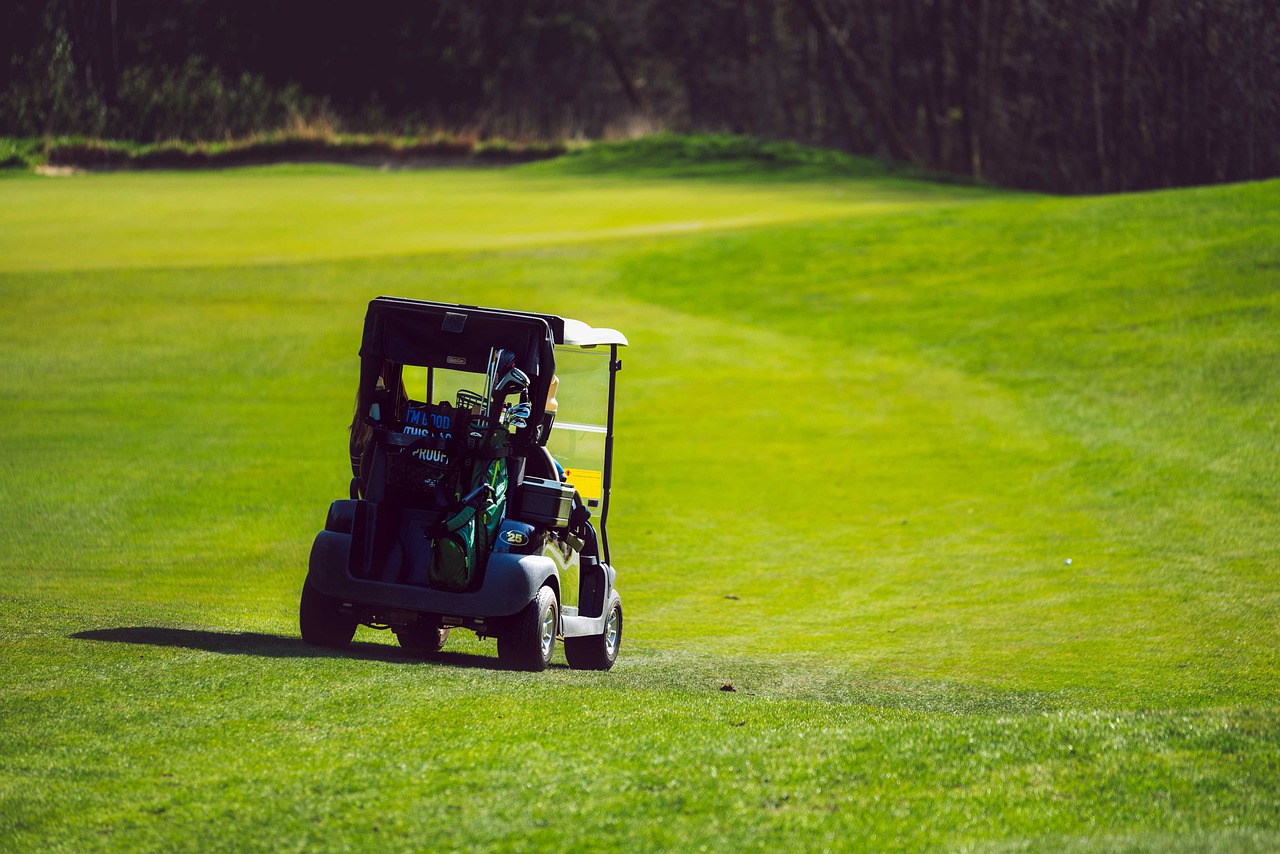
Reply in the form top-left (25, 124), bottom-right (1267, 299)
top-left (540, 605), bottom-right (555, 660)
top-left (604, 607), bottom-right (620, 657)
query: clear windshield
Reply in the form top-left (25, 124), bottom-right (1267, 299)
top-left (547, 346), bottom-right (612, 507)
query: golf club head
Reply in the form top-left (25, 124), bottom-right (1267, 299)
top-left (501, 402), bottom-right (531, 428)
top-left (493, 365), bottom-right (531, 398)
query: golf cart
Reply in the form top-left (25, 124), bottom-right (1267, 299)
top-left (300, 297), bottom-right (626, 671)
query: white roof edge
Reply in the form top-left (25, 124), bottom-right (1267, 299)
top-left (561, 317), bottom-right (628, 347)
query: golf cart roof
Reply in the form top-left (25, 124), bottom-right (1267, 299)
top-left (363, 296), bottom-right (626, 353)
top-left (360, 297), bottom-right (555, 376)
top-left (562, 318), bottom-right (628, 348)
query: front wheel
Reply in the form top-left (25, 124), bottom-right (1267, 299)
top-left (498, 586), bottom-right (558, 672)
top-left (299, 580), bottom-right (357, 649)
top-left (565, 594), bottom-right (622, 671)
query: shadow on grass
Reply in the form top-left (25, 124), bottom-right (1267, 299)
top-left (70, 626), bottom-right (507, 670)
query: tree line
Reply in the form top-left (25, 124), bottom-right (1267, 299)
top-left (3, 0), bottom-right (1277, 192)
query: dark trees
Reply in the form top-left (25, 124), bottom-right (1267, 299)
top-left (2, 0), bottom-right (1277, 192)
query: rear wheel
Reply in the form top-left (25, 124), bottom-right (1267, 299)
top-left (565, 595), bottom-right (622, 671)
top-left (498, 586), bottom-right (558, 672)
top-left (396, 626), bottom-right (450, 656)
top-left (299, 580), bottom-right (357, 649)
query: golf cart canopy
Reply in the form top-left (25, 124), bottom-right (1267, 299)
top-left (360, 297), bottom-right (554, 383)
top-left (358, 296), bottom-right (625, 367)
top-left (562, 318), bottom-right (628, 348)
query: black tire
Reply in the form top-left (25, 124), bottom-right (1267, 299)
top-left (564, 594), bottom-right (622, 671)
top-left (498, 586), bottom-right (558, 672)
top-left (396, 626), bottom-right (450, 656)
top-left (299, 580), bottom-right (357, 649)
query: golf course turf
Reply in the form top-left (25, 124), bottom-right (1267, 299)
top-left (1, 146), bottom-right (1277, 850)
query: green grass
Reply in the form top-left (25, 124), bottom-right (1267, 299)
top-left (1, 150), bottom-right (1277, 851)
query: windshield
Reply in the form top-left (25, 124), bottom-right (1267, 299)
top-left (547, 346), bottom-right (612, 508)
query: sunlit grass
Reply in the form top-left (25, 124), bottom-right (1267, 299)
top-left (0, 164), bottom-right (983, 273)
top-left (1, 155), bottom-right (1277, 850)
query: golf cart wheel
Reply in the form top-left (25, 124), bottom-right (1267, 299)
top-left (299, 580), bottom-right (357, 649)
top-left (565, 595), bottom-right (622, 671)
top-left (395, 626), bottom-right (450, 657)
top-left (498, 586), bottom-right (558, 672)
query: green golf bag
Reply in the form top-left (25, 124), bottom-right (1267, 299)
top-left (380, 398), bottom-right (510, 592)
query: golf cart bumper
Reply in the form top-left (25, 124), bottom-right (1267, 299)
top-left (307, 530), bottom-right (557, 621)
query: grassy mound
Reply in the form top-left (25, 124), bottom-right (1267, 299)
top-left (0, 160), bottom-right (1276, 849)
top-left (552, 133), bottom-right (889, 173)
top-left (545, 133), bottom-right (979, 186)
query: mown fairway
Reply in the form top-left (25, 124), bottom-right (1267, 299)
top-left (1, 152), bottom-right (1277, 850)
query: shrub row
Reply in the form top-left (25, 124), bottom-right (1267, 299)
top-left (2, 134), bottom-right (567, 172)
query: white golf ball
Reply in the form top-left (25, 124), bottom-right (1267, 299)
top-left (1065, 558), bottom-right (1073, 566)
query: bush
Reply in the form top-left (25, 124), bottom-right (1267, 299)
top-left (111, 58), bottom-right (310, 142)
top-left (0, 138), bottom-right (43, 170)
top-left (21, 132), bottom-right (564, 171)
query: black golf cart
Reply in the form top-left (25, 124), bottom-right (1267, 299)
top-left (300, 297), bottom-right (626, 671)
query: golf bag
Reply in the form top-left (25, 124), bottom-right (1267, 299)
top-left (371, 397), bottom-right (511, 592)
